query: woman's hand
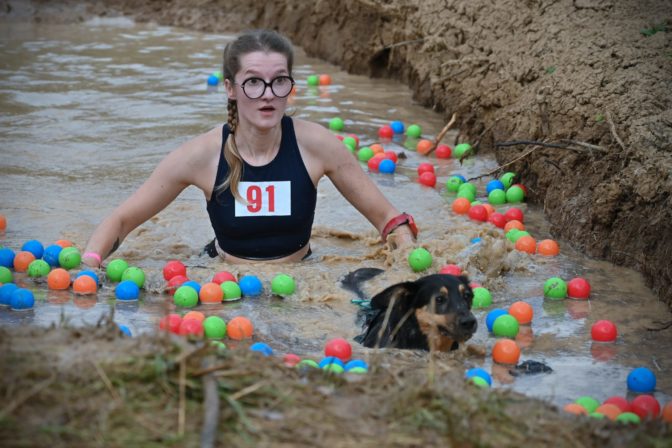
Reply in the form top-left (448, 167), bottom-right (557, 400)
top-left (386, 224), bottom-right (415, 250)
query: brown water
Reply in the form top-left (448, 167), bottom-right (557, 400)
top-left (1, 18), bottom-right (670, 408)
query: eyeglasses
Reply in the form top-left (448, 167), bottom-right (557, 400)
top-left (236, 76), bottom-right (295, 99)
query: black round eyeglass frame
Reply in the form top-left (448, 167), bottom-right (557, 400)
top-left (236, 76), bottom-right (295, 99)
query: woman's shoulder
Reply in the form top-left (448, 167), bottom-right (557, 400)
top-left (173, 125), bottom-right (223, 161)
top-left (291, 117), bottom-right (340, 152)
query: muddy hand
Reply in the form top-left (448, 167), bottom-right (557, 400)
top-left (387, 225), bottom-right (415, 250)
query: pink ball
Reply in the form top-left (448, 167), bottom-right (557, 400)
top-left (378, 125), bottom-right (394, 139)
top-left (568, 277), bottom-right (591, 299)
top-left (504, 207), bottom-right (524, 223)
top-left (418, 172), bottom-right (437, 187)
top-left (468, 204), bottom-right (488, 222)
top-left (325, 337), bottom-right (352, 362)
top-left (591, 319), bottom-right (617, 342)
top-left (439, 264), bottom-right (462, 276)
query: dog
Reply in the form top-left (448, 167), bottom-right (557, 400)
top-left (342, 269), bottom-right (478, 351)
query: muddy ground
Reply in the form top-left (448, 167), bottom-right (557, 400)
top-left (3, 0), bottom-right (670, 307)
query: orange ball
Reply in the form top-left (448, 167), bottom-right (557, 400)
top-left (0, 214), bottom-right (6, 231)
top-left (416, 139), bottom-right (433, 155)
top-left (13, 251), bottom-right (35, 272)
top-left (537, 239), bottom-right (560, 256)
top-left (73, 275), bottom-right (97, 294)
top-left (515, 235), bottom-right (537, 254)
top-left (492, 339), bottom-right (520, 365)
top-left (47, 268), bottom-right (71, 290)
top-left (595, 403), bottom-right (622, 420)
top-left (227, 316), bottom-right (254, 340)
top-left (662, 401), bottom-right (672, 423)
top-left (55, 239), bottom-right (74, 248)
top-left (482, 204), bottom-right (495, 218)
top-left (370, 143), bottom-right (385, 154)
top-left (508, 301), bottom-right (533, 324)
top-left (183, 310), bottom-right (206, 322)
top-left (452, 197), bottom-right (471, 215)
top-left (319, 74), bottom-right (332, 85)
top-left (563, 403), bottom-right (588, 415)
top-left (504, 220), bottom-right (525, 232)
top-left (199, 282), bottom-right (224, 304)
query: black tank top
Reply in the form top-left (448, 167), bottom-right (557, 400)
top-left (206, 116), bottom-right (317, 259)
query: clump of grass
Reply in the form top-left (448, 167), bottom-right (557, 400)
top-left (640, 24), bottom-right (667, 37)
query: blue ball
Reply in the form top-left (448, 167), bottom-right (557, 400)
top-left (453, 174), bottom-right (467, 183)
top-left (378, 159), bottom-right (396, 174)
top-left (465, 367), bottom-right (492, 385)
top-left (0, 283), bottom-right (19, 306)
top-left (471, 237), bottom-right (482, 244)
top-left (239, 275), bottom-right (263, 296)
top-left (485, 309), bottom-right (509, 332)
top-left (486, 180), bottom-right (506, 195)
top-left (0, 248), bottom-right (15, 268)
top-left (250, 342), bottom-right (273, 356)
top-left (183, 280), bottom-right (201, 294)
top-left (318, 356), bottom-right (345, 369)
top-left (21, 240), bottom-right (44, 259)
top-left (118, 324), bottom-right (132, 337)
top-left (390, 121), bottom-right (405, 134)
top-left (207, 74), bottom-right (219, 86)
top-left (77, 270), bottom-right (100, 285)
top-left (115, 280), bottom-right (140, 301)
top-left (627, 367), bottom-right (656, 393)
top-left (43, 245), bottom-right (63, 267)
top-left (10, 288), bottom-right (34, 310)
top-left (345, 359), bottom-right (369, 371)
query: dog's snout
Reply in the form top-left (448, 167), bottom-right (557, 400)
top-left (459, 315), bottom-right (477, 333)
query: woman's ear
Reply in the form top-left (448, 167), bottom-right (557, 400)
top-left (224, 79), bottom-right (236, 100)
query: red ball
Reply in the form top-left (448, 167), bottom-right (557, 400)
top-left (383, 151), bottom-right (398, 163)
top-left (283, 353), bottom-right (301, 367)
top-left (212, 271), bottom-right (236, 284)
top-left (567, 277), bottom-right (591, 299)
top-left (489, 212), bottom-right (507, 229)
top-left (435, 144), bottom-right (452, 159)
top-left (324, 337), bottom-right (352, 362)
top-left (163, 260), bottom-right (187, 281)
top-left (591, 319), bottom-right (617, 342)
top-left (630, 395), bottom-right (661, 420)
top-left (367, 155), bottom-right (383, 171)
top-left (469, 282), bottom-right (481, 289)
top-left (439, 264), bottom-right (462, 276)
top-left (335, 135), bottom-right (345, 141)
top-left (604, 396), bottom-right (631, 413)
top-left (504, 207), bottom-right (524, 223)
top-left (178, 318), bottom-right (204, 338)
top-left (418, 171), bottom-right (437, 187)
top-left (378, 125), bottom-right (394, 139)
top-left (166, 274), bottom-right (189, 295)
top-left (468, 204), bottom-right (488, 222)
top-left (159, 313), bottom-right (182, 334)
top-left (417, 163), bottom-right (435, 175)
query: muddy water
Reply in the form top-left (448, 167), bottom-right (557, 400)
top-left (1, 18), bottom-right (670, 408)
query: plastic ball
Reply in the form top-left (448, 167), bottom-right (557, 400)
top-left (201, 316), bottom-right (226, 339)
top-left (319, 356), bottom-right (345, 370)
top-left (329, 117), bottom-right (344, 131)
top-left (381, 151), bottom-right (397, 163)
top-left (121, 266), bottom-right (145, 288)
top-left (345, 360), bottom-right (369, 371)
top-left (418, 171), bottom-right (437, 187)
top-left (206, 74), bottom-right (219, 86)
top-left (166, 275), bottom-right (188, 295)
top-left (43, 244), bottom-right (63, 267)
top-left (451, 197), bottom-right (471, 215)
top-left (662, 401), bottom-right (672, 423)
top-left (486, 180), bottom-right (505, 195)
top-left (283, 353), bottom-right (302, 367)
top-left (77, 270), bottom-right (99, 286)
top-left (488, 189), bottom-right (507, 205)
top-left (456, 189), bottom-right (475, 203)
top-left (200, 282), bottom-right (224, 304)
top-left (499, 172), bottom-right (516, 189)
top-left (511, 183), bottom-right (528, 196)
top-left (493, 314), bottom-right (519, 338)
top-left (468, 204), bottom-right (488, 222)
top-left (357, 146), bottom-right (375, 162)
top-left (408, 248), bottom-right (432, 272)
top-left (567, 277), bottom-right (591, 299)
top-left (0, 214), bottom-right (5, 231)
top-left (627, 367), bottom-right (656, 393)
top-left (564, 403), bottom-right (588, 415)
top-left (543, 277), bottom-right (567, 299)
top-left (174, 285), bottom-right (199, 308)
top-left (472, 287), bottom-right (492, 309)
top-left (159, 313), bottom-right (182, 334)
top-left (378, 125), bottom-right (394, 139)
top-left (10, 288), bottom-right (34, 310)
top-left (57, 247), bottom-right (80, 270)
top-left (106, 258), bottom-right (128, 282)
top-left (118, 324), bottom-right (132, 337)
top-left (489, 212), bottom-right (507, 229)
top-left (445, 176), bottom-right (464, 192)
top-left (21, 240), bottom-right (44, 259)
top-left (506, 186), bottom-right (525, 203)
top-left (514, 235), bottom-right (537, 254)
top-left (0, 283), bottom-right (18, 306)
top-left (183, 311), bottom-right (205, 322)
top-left (615, 412), bottom-right (641, 424)
top-left (453, 143), bottom-right (472, 159)
top-left (504, 220), bottom-right (525, 233)
top-left (504, 208), bottom-right (524, 223)
top-left (370, 143), bottom-right (384, 154)
top-left (591, 320), bottom-right (617, 342)
top-left (227, 316), bottom-right (254, 340)
top-left (508, 301), bottom-right (533, 324)
top-left (435, 144), bottom-right (451, 158)
top-left (485, 309), bottom-right (508, 332)
top-left (630, 395), bottom-right (660, 420)
top-left (439, 264), bottom-right (462, 276)
top-left (297, 359), bottom-right (320, 369)
top-left (73, 275), bottom-right (98, 295)
top-left (221, 280), bottom-right (242, 301)
top-left (163, 260), bottom-right (187, 281)
top-left (182, 280), bottom-right (201, 294)
top-left (416, 139), bottom-right (433, 155)
top-left (0, 248), bottom-right (15, 268)
top-left (115, 280), bottom-right (139, 301)
top-left (367, 154), bottom-right (384, 171)
top-left (406, 124), bottom-right (422, 138)
top-left (14, 251), bottom-right (36, 272)
top-left (250, 342), bottom-right (274, 357)
top-left (537, 239), bottom-right (560, 256)
top-left (342, 136), bottom-right (358, 152)
top-left (417, 163), bottom-right (435, 176)
top-left (54, 239), bottom-right (73, 248)
top-left (319, 74), bottom-right (332, 85)
top-left (306, 74), bottom-right (319, 86)
top-left (271, 274), bottom-right (295, 296)
top-left (576, 396), bottom-right (601, 413)
top-left (465, 367), bottom-right (492, 385)
top-left (595, 403), bottom-right (623, 420)
top-left (378, 159), bottom-right (396, 174)
top-left (505, 229), bottom-right (522, 243)
top-left (178, 318), bottom-right (204, 338)
top-left (469, 376), bottom-right (489, 388)
top-left (604, 396), bottom-right (631, 413)
top-left (0, 266), bottom-right (12, 284)
top-left (46, 268), bottom-right (71, 290)
top-left (239, 275), bottom-right (263, 296)
top-left (390, 121), bottom-right (404, 134)
top-left (492, 339), bottom-right (520, 364)
top-left (324, 338), bottom-right (352, 362)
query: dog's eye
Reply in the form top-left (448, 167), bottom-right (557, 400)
top-left (434, 295), bottom-right (446, 304)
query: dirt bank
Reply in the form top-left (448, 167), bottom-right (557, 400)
top-left (3, 0), bottom-right (671, 307)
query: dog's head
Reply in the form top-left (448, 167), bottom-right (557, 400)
top-left (362, 274), bottom-right (477, 351)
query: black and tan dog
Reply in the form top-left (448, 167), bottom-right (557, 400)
top-left (344, 269), bottom-right (478, 351)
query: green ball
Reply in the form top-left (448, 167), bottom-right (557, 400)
top-left (174, 285), bottom-right (199, 307)
top-left (505, 186), bottom-right (525, 203)
top-left (106, 258), bottom-right (128, 282)
top-left (0, 266), bottom-right (13, 284)
top-left (510, 230), bottom-right (530, 243)
top-left (323, 364), bottom-right (345, 374)
top-left (589, 412), bottom-right (606, 419)
top-left (329, 117), bottom-right (344, 131)
top-left (27, 259), bottom-right (51, 278)
top-left (406, 124), bottom-right (422, 138)
top-left (58, 247), bottom-right (81, 270)
top-left (342, 136), bottom-right (358, 151)
top-left (357, 146), bottom-right (374, 162)
top-left (211, 340), bottom-right (227, 352)
top-left (615, 412), bottom-right (641, 424)
top-left (347, 367), bottom-right (368, 374)
top-left (493, 314), bottom-right (519, 337)
top-left (575, 396), bottom-right (600, 414)
top-left (469, 376), bottom-right (490, 388)
top-left (121, 266), bottom-right (145, 288)
top-left (221, 281), bottom-right (242, 301)
top-left (472, 287), bottom-right (492, 309)
top-left (203, 316), bottom-right (227, 339)
top-left (213, 71), bottom-right (223, 81)
top-left (297, 359), bottom-right (319, 369)
top-left (456, 189), bottom-right (476, 203)
top-left (408, 247), bottom-right (432, 272)
top-left (488, 189), bottom-right (507, 205)
top-left (506, 229), bottom-right (522, 243)
top-left (271, 274), bottom-right (295, 295)
top-left (306, 75), bottom-right (319, 86)
top-left (500, 172), bottom-right (516, 189)
top-left (543, 277), bottom-right (567, 300)
top-left (445, 176), bottom-right (464, 193)
top-left (458, 182), bottom-right (477, 196)
top-left (471, 201), bottom-right (482, 206)
top-left (454, 143), bottom-right (472, 159)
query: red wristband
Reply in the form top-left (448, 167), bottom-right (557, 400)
top-left (83, 252), bottom-right (102, 265)
top-left (381, 213), bottom-right (418, 242)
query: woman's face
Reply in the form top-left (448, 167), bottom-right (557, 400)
top-left (225, 51), bottom-right (290, 131)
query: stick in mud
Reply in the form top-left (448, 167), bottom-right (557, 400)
top-left (425, 113), bottom-right (457, 155)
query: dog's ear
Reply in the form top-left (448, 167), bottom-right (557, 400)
top-left (370, 281), bottom-right (417, 310)
top-left (458, 275), bottom-right (474, 307)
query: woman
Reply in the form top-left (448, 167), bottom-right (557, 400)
top-left (82, 29), bottom-right (416, 267)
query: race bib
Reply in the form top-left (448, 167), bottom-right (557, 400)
top-left (234, 181), bottom-right (291, 217)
